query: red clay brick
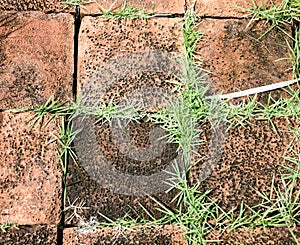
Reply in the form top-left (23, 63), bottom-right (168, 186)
top-left (80, 0), bottom-right (185, 15)
top-left (0, 112), bottom-right (62, 225)
top-left (66, 17), bottom-right (185, 225)
top-left (0, 225), bottom-right (57, 245)
top-left (78, 17), bottom-right (184, 108)
top-left (63, 225), bottom-right (187, 245)
top-left (195, 0), bottom-right (282, 17)
top-left (0, 12), bottom-right (73, 110)
top-left (206, 227), bottom-right (300, 244)
top-left (196, 19), bottom-right (292, 100)
top-left (0, 0), bottom-right (73, 12)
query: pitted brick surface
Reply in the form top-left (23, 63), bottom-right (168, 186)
top-left (192, 118), bottom-right (298, 210)
top-left (63, 225), bottom-right (187, 245)
top-left (65, 153), bottom-right (179, 225)
top-left (0, 0), bottom-right (73, 12)
top-left (67, 17), bottom-right (186, 225)
top-left (206, 227), bottom-right (300, 244)
top-left (0, 12), bottom-right (73, 110)
top-left (0, 225), bottom-right (57, 245)
top-left (195, 0), bottom-right (282, 17)
top-left (0, 112), bottom-right (62, 225)
top-left (80, 0), bottom-right (185, 15)
top-left (196, 19), bottom-right (292, 101)
top-left (78, 17), bottom-right (184, 110)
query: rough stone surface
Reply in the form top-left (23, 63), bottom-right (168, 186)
top-left (196, 19), bottom-right (293, 101)
top-left (78, 17), bottom-right (184, 111)
top-left (63, 225), bottom-right (187, 245)
top-left (192, 118), bottom-right (298, 210)
top-left (0, 0), bottom-right (73, 12)
top-left (67, 17), bottom-right (185, 226)
top-left (80, 0), bottom-right (185, 15)
top-left (0, 112), bottom-right (62, 225)
top-left (206, 227), bottom-right (300, 244)
top-left (195, 0), bottom-right (282, 17)
top-left (0, 225), bottom-right (57, 245)
top-left (65, 152), bottom-right (179, 225)
top-left (0, 12), bottom-right (73, 110)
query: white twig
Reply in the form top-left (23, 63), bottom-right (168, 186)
top-left (206, 78), bottom-right (299, 100)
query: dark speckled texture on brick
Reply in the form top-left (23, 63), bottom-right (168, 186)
top-left (0, 225), bottom-right (57, 245)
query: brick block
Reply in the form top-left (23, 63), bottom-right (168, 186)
top-left (63, 225), bottom-right (187, 245)
top-left (0, 12), bottom-right (73, 110)
top-left (195, 0), bottom-right (283, 17)
top-left (196, 19), bottom-right (292, 100)
top-left (0, 225), bottom-right (57, 245)
top-left (0, 112), bottom-right (62, 225)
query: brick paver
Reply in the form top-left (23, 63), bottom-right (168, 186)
top-left (63, 225), bottom-right (187, 245)
top-left (0, 12), bottom-right (73, 110)
top-left (195, 0), bottom-right (282, 17)
top-left (0, 0), bottom-right (73, 13)
top-left (196, 19), bottom-right (292, 101)
top-left (0, 112), bottom-right (62, 225)
top-left (0, 225), bottom-right (57, 245)
top-left (66, 17), bottom-right (185, 225)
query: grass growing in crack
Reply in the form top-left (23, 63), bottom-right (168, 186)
top-left (73, 97), bottom-right (143, 125)
top-left (0, 222), bottom-right (18, 232)
top-left (100, 1), bottom-right (152, 21)
top-left (183, 9), bottom-right (203, 62)
top-left (245, 0), bottom-right (300, 27)
top-left (63, 0), bottom-right (84, 6)
top-left (148, 99), bottom-right (202, 165)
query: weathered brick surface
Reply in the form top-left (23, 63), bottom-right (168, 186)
top-left (78, 17), bottom-right (184, 108)
top-left (0, 225), bottom-right (57, 245)
top-left (80, 0), bottom-right (185, 15)
top-left (66, 17), bottom-right (185, 225)
top-left (206, 227), bottom-right (300, 244)
top-left (0, 12), bottom-right (73, 110)
top-left (63, 225), bottom-right (187, 245)
top-left (192, 118), bottom-right (297, 210)
top-left (195, 0), bottom-right (282, 17)
top-left (196, 19), bottom-right (292, 100)
top-left (0, 0), bottom-right (73, 12)
top-left (0, 112), bottom-right (62, 225)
